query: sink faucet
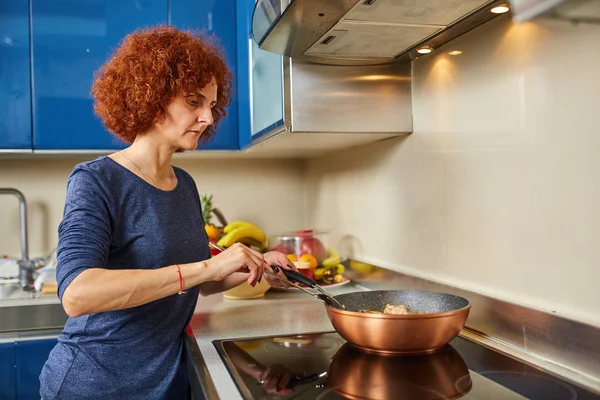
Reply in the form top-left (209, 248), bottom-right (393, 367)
top-left (0, 188), bottom-right (47, 292)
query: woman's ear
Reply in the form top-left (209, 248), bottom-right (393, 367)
top-left (153, 110), bottom-right (166, 125)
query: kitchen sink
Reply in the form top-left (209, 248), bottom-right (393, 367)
top-left (0, 283), bottom-right (35, 300)
top-left (0, 288), bottom-right (67, 333)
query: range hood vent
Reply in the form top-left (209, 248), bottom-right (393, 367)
top-left (252, 0), bottom-right (506, 65)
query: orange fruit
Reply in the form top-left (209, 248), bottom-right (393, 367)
top-left (286, 254), bottom-right (298, 262)
top-left (205, 225), bottom-right (220, 241)
top-left (299, 254), bottom-right (318, 270)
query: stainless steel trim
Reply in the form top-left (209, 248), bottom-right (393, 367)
top-left (0, 328), bottom-right (61, 343)
top-left (282, 56), bottom-right (293, 131)
top-left (289, 59), bottom-right (412, 134)
top-left (213, 339), bottom-right (255, 400)
top-left (345, 258), bottom-right (600, 393)
top-left (250, 123), bottom-right (287, 146)
top-left (185, 331), bottom-right (220, 400)
top-left (248, 37), bottom-right (256, 136)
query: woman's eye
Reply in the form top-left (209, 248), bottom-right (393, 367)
top-left (187, 98), bottom-right (199, 107)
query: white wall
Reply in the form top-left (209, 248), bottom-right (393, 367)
top-left (2, 13), bottom-right (599, 327)
top-left (0, 156), bottom-right (305, 259)
top-left (305, 14), bottom-right (600, 326)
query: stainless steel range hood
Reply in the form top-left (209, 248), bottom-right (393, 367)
top-left (252, 0), bottom-right (506, 66)
top-left (508, 0), bottom-right (600, 23)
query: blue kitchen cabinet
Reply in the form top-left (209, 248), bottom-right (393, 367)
top-left (0, 0), bottom-right (33, 150)
top-left (170, 0), bottom-right (240, 150)
top-left (15, 337), bottom-right (57, 400)
top-left (31, 0), bottom-right (168, 150)
top-left (0, 342), bottom-right (17, 400)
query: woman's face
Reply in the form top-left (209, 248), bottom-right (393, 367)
top-left (157, 78), bottom-right (218, 151)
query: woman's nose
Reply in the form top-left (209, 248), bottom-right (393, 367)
top-left (197, 109), bottom-right (214, 126)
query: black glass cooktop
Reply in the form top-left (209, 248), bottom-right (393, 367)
top-left (213, 332), bottom-right (599, 400)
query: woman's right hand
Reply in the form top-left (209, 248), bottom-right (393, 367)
top-left (259, 364), bottom-right (297, 396)
top-left (205, 243), bottom-right (267, 286)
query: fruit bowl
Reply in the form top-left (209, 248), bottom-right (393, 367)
top-left (268, 229), bottom-right (347, 286)
top-left (222, 279), bottom-right (271, 300)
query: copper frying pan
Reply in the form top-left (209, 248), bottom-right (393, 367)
top-left (324, 290), bottom-right (471, 355)
top-left (208, 242), bottom-right (470, 354)
top-left (265, 269), bottom-right (470, 355)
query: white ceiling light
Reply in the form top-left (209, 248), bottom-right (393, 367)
top-left (491, 4), bottom-right (510, 14)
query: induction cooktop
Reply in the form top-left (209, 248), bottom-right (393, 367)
top-left (213, 331), bottom-right (599, 400)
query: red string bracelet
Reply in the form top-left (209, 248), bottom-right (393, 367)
top-left (175, 264), bottom-right (186, 295)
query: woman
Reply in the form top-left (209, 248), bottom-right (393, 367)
top-left (39, 26), bottom-right (294, 400)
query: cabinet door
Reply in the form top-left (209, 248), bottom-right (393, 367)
top-left (171, 0), bottom-right (239, 150)
top-left (249, 38), bottom-right (284, 138)
top-left (31, 1), bottom-right (167, 150)
top-left (0, 342), bottom-right (16, 400)
top-left (15, 338), bottom-right (57, 400)
top-left (0, 0), bottom-right (33, 150)
top-left (245, 0), bottom-right (284, 140)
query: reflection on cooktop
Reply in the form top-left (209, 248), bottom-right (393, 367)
top-left (213, 332), bottom-right (600, 400)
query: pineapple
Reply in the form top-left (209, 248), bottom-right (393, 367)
top-left (200, 194), bottom-right (220, 241)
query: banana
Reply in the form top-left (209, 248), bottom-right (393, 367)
top-left (322, 247), bottom-right (341, 267)
top-left (322, 255), bottom-right (340, 267)
top-left (223, 221), bottom-right (260, 234)
top-left (238, 236), bottom-right (267, 251)
top-left (349, 260), bottom-right (374, 274)
top-left (217, 225), bottom-right (266, 248)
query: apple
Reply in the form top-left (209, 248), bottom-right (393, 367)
top-left (297, 230), bottom-right (327, 265)
top-left (272, 243), bottom-right (291, 254)
top-left (298, 268), bottom-right (315, 281)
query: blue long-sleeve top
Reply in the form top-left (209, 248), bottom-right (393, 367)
top-left (40, 156), bottom-right (209, 400)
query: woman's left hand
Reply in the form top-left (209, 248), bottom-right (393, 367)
top-left (262, 251), bottom-right (297, 288)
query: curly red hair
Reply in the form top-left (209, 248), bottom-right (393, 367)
top-left (91, 25), bottom-right (233, 144)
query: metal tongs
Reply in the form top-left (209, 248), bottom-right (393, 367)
top-left (208, 242), bottom-right (345, 309)
top-left (263, 270), bottom-right (346, 309)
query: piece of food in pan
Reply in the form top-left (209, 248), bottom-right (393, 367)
top-left (384, 304), bottom-right (409, 314)
top-left (359, 304), bottom-right (422, 315)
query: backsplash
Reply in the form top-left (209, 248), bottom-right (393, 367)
top-left (0, 156), bottom-right (305, 259)
top-left (305, 15), bottom-right (600, 327)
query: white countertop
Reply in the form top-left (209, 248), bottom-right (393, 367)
top-left (189, 283), bottom-right (364, 400)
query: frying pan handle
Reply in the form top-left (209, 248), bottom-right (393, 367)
top-left (280, 268), bottom-right (316, 288)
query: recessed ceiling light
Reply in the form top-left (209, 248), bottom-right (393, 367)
top-left (416, 46), bottom-right (433, 54)
top-left (448, 50), bottom-right (463, 56)
top-left (491, 4), bottom-right (510, 13)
